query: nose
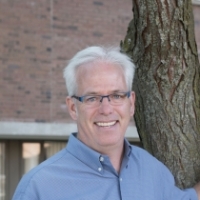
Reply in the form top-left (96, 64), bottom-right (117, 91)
top-left (98, 97), bottom-right (113, 115)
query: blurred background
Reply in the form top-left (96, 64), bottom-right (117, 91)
top-left (0, 0), bottom-right (200, 199)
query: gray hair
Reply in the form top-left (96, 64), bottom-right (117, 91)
top-left (63, 46), bottom-right (135, 96)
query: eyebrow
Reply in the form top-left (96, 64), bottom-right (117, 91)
top-left (83, 90), bottom-right (126, 96)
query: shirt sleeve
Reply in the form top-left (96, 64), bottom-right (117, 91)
top-left (12, 192), bottom-right (38, 200)
top-left (159, 161), bottom-right (198, 200)
top-left (12, 173), bottom-right (38, 200)
top-left (165, 182), bottom-right (198, 200)
top-left (134, 146), bottom-right (198, 200)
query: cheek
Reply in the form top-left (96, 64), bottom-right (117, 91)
top-left (78, 107), bottom-right (96, 122)
top-left (121, 104), bottom-right (134, 118)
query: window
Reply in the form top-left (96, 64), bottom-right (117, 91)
top-left (22, 142), bottom-right (66, 174)
top-left (22, 143), bottom-right (41, 174)
top-left (0, 140), bottom-right (66, 200)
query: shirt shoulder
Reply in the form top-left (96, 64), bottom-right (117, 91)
top-left (130, 145), bottom-right (159, 164)
top-left (12, 147), bottom-right (69, 200)
top-left (129, 145), bottom-right (174, 184)
top-left (129, 146), bottom-right (198, 200)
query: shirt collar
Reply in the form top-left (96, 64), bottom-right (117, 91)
top-left (66, 133), bottom-right (132, 173)
top-left (67, 133), bottom-right (102, 172)
top-left (121, 138), bottom-right (132, 170)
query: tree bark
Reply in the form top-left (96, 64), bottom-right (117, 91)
top-left (121, 0), bottom-right (200, 188)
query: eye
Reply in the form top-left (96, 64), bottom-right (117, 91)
top-left (112, 94), bottom-right (123, 99)
top-left (85, 96), bottom-right (98, 103)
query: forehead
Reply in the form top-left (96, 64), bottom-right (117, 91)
top-left (76, 61), bottom-right (127, 94)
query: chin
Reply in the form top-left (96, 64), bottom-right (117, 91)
top-left (98, 135), bottom-right (123, 147)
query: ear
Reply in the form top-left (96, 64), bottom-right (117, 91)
top-left (129, 91), bottom-right (135, 117)
top-left (66, 96), bottom-right (78, 120)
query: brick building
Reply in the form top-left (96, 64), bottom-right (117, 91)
top-left (0, 0), bottom-right (200, 199)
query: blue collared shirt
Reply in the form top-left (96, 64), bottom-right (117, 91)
top-left (13, 133), bottom-right (197, 200)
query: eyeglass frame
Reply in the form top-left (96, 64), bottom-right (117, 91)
top-left (71, 91), bottom-right (131, 106)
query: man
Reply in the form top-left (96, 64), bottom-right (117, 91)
top-left (13, 46), bottom-right (200, 199)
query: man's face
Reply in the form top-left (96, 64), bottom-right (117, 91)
top-left (66, 61), bottom-right (135, 153)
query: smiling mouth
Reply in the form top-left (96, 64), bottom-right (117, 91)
top-left (95, 121), bottom-right (117, 127)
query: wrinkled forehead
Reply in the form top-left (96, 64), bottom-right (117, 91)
top-left (75, 60), bottom-right (125, 80)
top-left (74, 61), bottom-right (127, 95)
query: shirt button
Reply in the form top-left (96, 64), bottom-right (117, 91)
top-left (98, 167), bottom-right (102, 172)
top-left (99, 156), bottom-right (104, 162)
top-left (119, 178), bottom-right (122, 182)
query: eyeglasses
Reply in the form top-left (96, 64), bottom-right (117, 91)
top-left (72, 91), bottom-right (131, 107)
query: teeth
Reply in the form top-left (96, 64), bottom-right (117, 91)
top-left (96, 121), bottom-right (116, 127)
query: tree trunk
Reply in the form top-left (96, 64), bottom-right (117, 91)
top-left (121, 0), bottom-right (200, 188)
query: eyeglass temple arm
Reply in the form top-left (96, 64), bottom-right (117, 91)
top-left (72, 95), bottom-right (83, 102)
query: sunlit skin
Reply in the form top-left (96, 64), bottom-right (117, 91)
top-left (66, 61), bottom-right (135, 171)
top-left (194, 182), bottom-right (200, 200)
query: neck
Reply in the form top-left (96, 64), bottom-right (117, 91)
top-left (76, 132), bottom-right (125, 172)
